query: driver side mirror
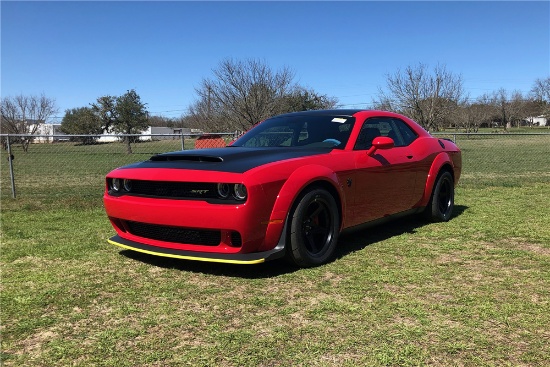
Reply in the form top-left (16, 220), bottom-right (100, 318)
top-left (367, 136), bottom-right (395, 156)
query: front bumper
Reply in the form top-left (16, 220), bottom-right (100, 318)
top-left (108, 235), bottom-right (286, 265)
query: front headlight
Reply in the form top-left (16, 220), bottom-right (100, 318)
top-left (233, 184), bottom-right (247, 201)
top-left (217, 183), bottom-right (230, 199)
top-left (123, 179), bottom-right (132, 192)
top-left (111, 178), bottom-right (121, 192)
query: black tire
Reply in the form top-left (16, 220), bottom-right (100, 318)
top-left (287, 188), bottom-right (340, 267)
top-left (425, 170), bottom-right (455, 222)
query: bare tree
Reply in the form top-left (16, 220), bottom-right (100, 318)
top-left (531, 77), bottom-right (550, 103)
top-left (279, 87), bottom-right (338, 113)
top-left (374, 63), bottom-right (467, 131)
top-left (0, 94), bottom-right (58, 151)
top-left (530, 77), bottom-right (550, 118)
top-left (148, 115), bottom-right (178, 128)
top-left (472, 94), bottom-right (497, 130)
top-left (509, 91), bottom-right (529, 128)
top-left (521, 99), bottom-right (546, 127)
top-left (492, 89), bottom-right (530, 130)
top-left (454, 94), bottom-right (494, 132)
top-left (190, 58), bottom-right (296, 131)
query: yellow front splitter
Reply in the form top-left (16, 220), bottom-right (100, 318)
top-left (108, 235), bottom-right (285, 265)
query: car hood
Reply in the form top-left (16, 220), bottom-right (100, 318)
top-left (118, 147), bottom-right (332, 174)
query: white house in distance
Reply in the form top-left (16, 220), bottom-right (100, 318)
top-left (524, 115), bottom-right (547, 127)
top-left (96, 126), bottom-right (194, 142)
top-left (30, 123), bottom-right (195, 143)
top-left (32, 123), bottom-right (68, 142)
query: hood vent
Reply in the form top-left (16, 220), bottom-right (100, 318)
top-left (150, 154), bottom-right (223, 163)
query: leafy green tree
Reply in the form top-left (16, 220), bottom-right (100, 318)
top-left (91, 95), bottom-right (117, 133)
top-left (90, 90), bottom-right (148, 153)
top-left (114, 90), bottom-right (148, 153)
top-left (60, 107), bottom-right (103, 144)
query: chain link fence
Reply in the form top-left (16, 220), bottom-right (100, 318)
top-left (1, 132), bottom-right (549, 203)
top-left (0, 133), bottom-right (238, 201)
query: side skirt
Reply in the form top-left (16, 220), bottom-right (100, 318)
top-left (341, 208), bottom-right (424, 236)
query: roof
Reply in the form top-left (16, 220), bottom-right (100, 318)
top-left (275, 109), bottom-right (366, 118)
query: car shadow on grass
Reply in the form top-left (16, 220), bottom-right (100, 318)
top-left (336, 217), bottom-right (426, 258)
top-left (336, 204), bottom-right (468, 260)
top-left (120, 249), bottom-right (301, 278)
top-left (119, 205), bottom-right (468, 278)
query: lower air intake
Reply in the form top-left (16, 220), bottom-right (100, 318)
top-left (126, 221), bottom-right (221, 246)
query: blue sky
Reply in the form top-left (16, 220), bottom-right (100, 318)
top-left (2, 1), bottom-right (549, 122)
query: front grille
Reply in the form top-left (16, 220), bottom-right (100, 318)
top-left (126, 221), bottom-right (221, 246)
top-left (128, 180), bottom-right (217, 200)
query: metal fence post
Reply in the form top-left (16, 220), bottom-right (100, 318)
top-left (6, 135), bottom-right (16, 198)
top-left (180, 131), bottom-right (185, 150)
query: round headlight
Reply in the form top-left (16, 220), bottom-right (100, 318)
top-left (233, 184), bottom-right (247, 201)
top-left (123, 179), bottom-right (132, 192)
top-left (112, 178), bottom-right (121, 192)
top-left (217, 183), bottom-right (230, 198)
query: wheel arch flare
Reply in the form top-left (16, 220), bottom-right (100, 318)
top-left (259, 165), bottom-right (345, 252)
top-left (419, 152), bottom-right (456, 208)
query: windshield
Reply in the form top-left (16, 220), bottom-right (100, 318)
top-left (232, 114), bottom-right (355, 149)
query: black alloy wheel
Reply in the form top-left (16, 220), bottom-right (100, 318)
top-left (288, 188), bottom-right (340, 267)
top-left (425, 170), bottom-right (455, 222)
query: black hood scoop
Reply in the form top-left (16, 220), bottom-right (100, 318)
top-left (150, 154), bottom-right (223, 163)
top-left (119, 147), bottom-right (331, 174)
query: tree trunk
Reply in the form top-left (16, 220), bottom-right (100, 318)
top-left (22, 138), bottom-right (30, 152)
top-left (125, 137), bottom-right (132, 154)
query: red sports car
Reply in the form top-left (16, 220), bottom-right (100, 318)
top-left (104, 110), bottom-right (461, 267)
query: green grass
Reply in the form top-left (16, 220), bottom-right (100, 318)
top-left (1, 135), bottom-right (549, 366)
top-left (457, 135), bottom-right (550, 187)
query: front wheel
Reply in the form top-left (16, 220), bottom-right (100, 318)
top-left (425, 171), bottom-right (455, 222)
top-left (288, 188), bottom-right (340, 267)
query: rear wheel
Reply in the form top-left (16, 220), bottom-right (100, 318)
top-left (288, 188), bottom-right (340, 267)
top-left (425, 171), bottom-right (454, 222)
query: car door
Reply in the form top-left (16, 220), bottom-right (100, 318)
top-left (350, 117), bottom-right (420, 226)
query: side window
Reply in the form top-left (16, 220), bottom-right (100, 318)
top-left (354, 117), bottom-right (418, 150)
top-left (389, 118), bottom-right (417, 147)
top-left (354, 118), bottom-right (383, 150)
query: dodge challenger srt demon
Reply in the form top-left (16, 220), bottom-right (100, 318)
top-left (104, 110), bottom-right (461, 267)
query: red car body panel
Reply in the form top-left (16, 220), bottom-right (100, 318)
top-left (103, 110), bottom-right (461, 264)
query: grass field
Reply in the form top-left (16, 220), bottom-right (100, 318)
top-left (1, 134), bottom-right (549, 366)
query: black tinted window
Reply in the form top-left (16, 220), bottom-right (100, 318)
top-left (391, 118), bottom-right (417, 146)
top-left (354, 117), bottom-right (417, 150)
top-left (233, 115), bottom-right (355, 149)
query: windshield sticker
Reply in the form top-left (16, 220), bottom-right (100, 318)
top-left (332, 118), bottom-right (347, 123)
